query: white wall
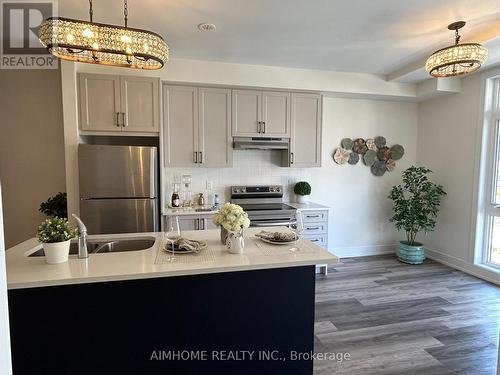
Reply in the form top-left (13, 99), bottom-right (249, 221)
top-left (165, 97), bottom-right (418, 257)
top-left (0, 69), bottom-right (66, 248)
top-left (418, 69), bottom-right (500, 284)
top-left (0, 183), bottom-right (13, 374)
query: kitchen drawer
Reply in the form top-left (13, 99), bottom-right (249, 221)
top-left (301, 210), bottom-right (328, 223)
top-left (304, 234), bottom-right (327, 248)
top-left (302, 222), bottom-right (327, 235)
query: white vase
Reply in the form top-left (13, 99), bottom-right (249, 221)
top-left (43, 240), bottom-right (71, 264)
top-left (296, 195), bottom-right (309, 204)
top-left (226, 230), bottom-right (245, 254)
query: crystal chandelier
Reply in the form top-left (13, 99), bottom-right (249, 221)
top-left (38, 0), bottom-right (169, 70)
top-left (425, 21), bottom-right (487, 78)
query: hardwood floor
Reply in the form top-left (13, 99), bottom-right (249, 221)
top-left (314, 255), bottom-right (500, 375)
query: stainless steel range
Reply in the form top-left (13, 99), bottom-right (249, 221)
top-left (231, 185), bottom-right (296, 228)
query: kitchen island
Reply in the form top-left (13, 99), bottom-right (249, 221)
top-left (6, 228), bottom-right (337, 375)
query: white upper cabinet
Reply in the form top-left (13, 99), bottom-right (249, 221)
top-left (261, 91), bottom-right (290, 137)
top-left (288, 93), bottom-right (322, 168)
top-left (120, 76), bottom-right (159, 132)
top-left (198, 87), bottom-right (232, 167)
top-left (163, 85), bottom-right (198, 167)
top-left (79, 74), bottom-right (121, 131)
top-left (78, 73), bottom-right (159, 134)
top-left (231, 89), bottom-right (261, 136)
top-left (232, 89), bottom-right (290, 138)
top-left (163, 85), bottom-right (232, 168)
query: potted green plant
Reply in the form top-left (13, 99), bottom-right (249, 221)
top-left (388, 166), bottom-right (446, 264)
top-left (294, 181), bottom-right (311, 204)
top-left (39, 192), bottom-right (67, 218)
top-left (37, 217), bottom-right (77, 264)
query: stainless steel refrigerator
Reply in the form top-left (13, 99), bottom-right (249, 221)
top-left (78, 144), bottom-right (158, 234)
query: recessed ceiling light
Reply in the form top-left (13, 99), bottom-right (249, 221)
top-left (198, 23), bottom-right (216, 32)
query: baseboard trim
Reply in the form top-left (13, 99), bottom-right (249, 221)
top-left (425, 247), bottom-right (500, 286)
top-left (333, 244), bottom-right (397, 258)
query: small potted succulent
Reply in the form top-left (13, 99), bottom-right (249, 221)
top-left (37, 217), bottom-right (77, 264)
top-left (212, 203), bottom-right (250, 253)
top-left (294, 181), bottom-right (311, 204)
top-left (388, 166), bottom-right (446, 264)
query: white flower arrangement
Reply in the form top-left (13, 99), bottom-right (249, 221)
top-left (212, 203), bottom-right (250, 232)
top-left (37, 217), bottom-right (77, 244)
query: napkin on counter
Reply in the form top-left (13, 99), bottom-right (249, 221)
top-left (167, 238), bottom-right (207, 252)
top-left (255, 230), bottom-right (297, 242)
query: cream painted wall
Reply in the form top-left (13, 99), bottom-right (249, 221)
top-left (165, 97), bottom-right (418, 257)
top-left (0, 69), bottom-right (66, 248)
top-left (418, 69), bottom-right (500, 284)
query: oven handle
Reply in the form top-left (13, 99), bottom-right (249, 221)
top-left (250, 221), bottom-right (295, 228)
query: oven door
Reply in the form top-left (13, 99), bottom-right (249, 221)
top-left (248, 213), bottom-right (296, 228)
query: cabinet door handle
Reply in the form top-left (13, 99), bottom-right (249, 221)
top-left (257, 121), bottom-right (261, 133)
top-left (194, 151), bottom-right (198, 164)
top-left (306, 215), bottom-right (321, 218)
top-left (310, 239), bottom-right (320, 242)
top-left (290, 152), bottom-right (294, 164)
top-left (306, 226), bottom-right (320, 230)
top-left (201, 218), bottom-right (205, 230)
top-left (121, 112), bottom-right (127, 127)
top-left (115, 112), bottom-right (120, 127)
top-left (262, 121), bottom-right (266, 133)
top-left (199, 151), bottom-right (203, 164)
top-left (195, 218), bottom-right (199, 230)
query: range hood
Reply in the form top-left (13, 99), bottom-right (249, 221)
top-left (233, 137), bottom-right (289, 150)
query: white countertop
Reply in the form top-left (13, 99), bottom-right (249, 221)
top-left (6, 228), bottom-right (338, 290)
top-left (286, 202), bottom-right (330, 210)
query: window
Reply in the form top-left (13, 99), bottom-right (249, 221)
top-left (479, 77), bottom-right (500, 269)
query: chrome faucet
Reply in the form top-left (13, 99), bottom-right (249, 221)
top-left (72, 214), bottom-right (88, 259)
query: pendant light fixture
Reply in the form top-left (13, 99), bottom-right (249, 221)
top-left (38, 0), bottom-right (169, 70)
top-left (425, 21), bottom-right (487, 77)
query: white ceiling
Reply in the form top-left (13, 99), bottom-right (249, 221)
top-left (59, 0), bottom-right (500, 79)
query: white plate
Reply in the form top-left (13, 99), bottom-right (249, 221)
top-left (258, 237), bottom-right (297, 246)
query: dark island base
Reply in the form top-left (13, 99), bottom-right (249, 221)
top-left (8, 266), bottom-right (316, 375)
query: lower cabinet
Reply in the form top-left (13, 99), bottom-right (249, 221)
top-left (299, 208), bottom-right (329, 275)
top-left (164, 214), bottom-right (217, 231)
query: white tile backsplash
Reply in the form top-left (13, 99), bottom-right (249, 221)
top-left (163, 150), bottom-right (311, 206)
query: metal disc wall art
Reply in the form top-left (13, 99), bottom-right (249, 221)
top-left (363, 150), bottom-right (377, 166)
top-left (333, 148), bottom-right (350, 164)
top-left (390, 144), bottom-right (405, 160)
top-left (371, 160), bottom-right (387, 176)
top-left (374, 136), bottom-right (386, 148)
top-left (334, 136), bottom-right (405, 176)
top-left (341, 138), bottom-right (354, 150)
top-left (353, 138), bottom-right (368, 154)
top-left (386, 159), bottom-right (396, 172)
top-left (377, 147), bottom-right (391, 161)
top-left (348, 152), bottom-right (359, 165)
top-left (366, 139), bottom-right (377, 151)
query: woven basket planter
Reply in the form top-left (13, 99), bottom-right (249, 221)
top-left (397, 241), bottom-right (425, 265)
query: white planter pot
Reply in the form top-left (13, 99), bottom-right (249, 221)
top-left (43, 240), bottom-right (71, 264)
top-left (296, 195), bottom-right (309, 204)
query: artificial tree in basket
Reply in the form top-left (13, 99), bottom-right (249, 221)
top-left (388, 166), bottom-right (446, 264)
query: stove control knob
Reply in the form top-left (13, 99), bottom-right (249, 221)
top-left (276, 187), bottom-right (281, 192)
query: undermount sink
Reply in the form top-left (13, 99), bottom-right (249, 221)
top-left (28, 237), bottom-right (156, 257)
